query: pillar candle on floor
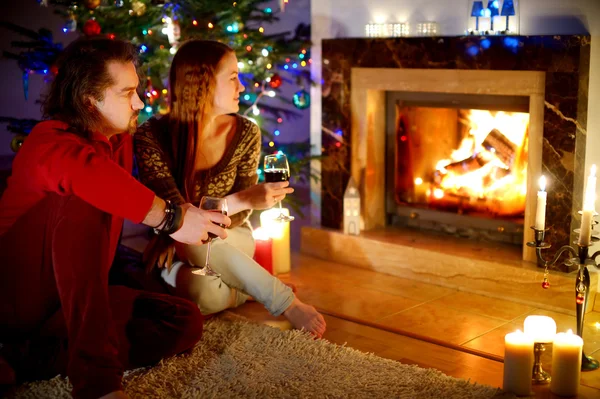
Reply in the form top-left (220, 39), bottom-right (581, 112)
top-left (260, 208), bottom-right (291, 275)
top-left (550, 330), bottom-right (583, 397)
top-left (252, 227), bottom-right (273, 274)
top-left (503, 330), bottom-right (534, 396)
top-left (523, 315), bottom-right (556, 343)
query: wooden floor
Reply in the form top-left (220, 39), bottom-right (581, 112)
top-left (231, 253), bottom-right (600, 399)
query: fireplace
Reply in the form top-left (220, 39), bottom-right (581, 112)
top-left (386, 92), bottom-right (531, 246)
top-left (320, 35), bottom-right (591, 265)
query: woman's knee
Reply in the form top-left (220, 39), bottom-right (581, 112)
top-left (191, 281), bottom-right (235, 315)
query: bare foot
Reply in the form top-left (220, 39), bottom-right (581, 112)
top-left (283, 297), bottom-right (326, 338)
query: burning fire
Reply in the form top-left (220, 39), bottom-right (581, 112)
top-left (432, 110), bottom-right (529, 216)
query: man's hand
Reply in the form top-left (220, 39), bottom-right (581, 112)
top-left (169, 203), bottom-right (230, 244)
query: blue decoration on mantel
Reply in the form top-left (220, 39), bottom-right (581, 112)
top-left (501, 0), bottom-right (516, 31)
top-left (470, 1), bottom-right (485, 31)
top-left (487, 0), bottom-right (500, 31)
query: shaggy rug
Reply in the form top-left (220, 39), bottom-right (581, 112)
top-left (7, 313), bottom-right (514, 399)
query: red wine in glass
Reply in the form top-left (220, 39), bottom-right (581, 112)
top-left (263, 154), bottom-right (294, 222)
top-left (208, 210), bottom-right (228, 239)
top-left (264, 168), bottom-right (290, 183)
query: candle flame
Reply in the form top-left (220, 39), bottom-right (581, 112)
top-left (539, 175), bottom-right (546, 192)
top-left (566, 329), bottom-right (573, 334)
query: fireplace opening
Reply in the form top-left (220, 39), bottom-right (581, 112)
top-left (385, 92), bottom-right (531, 245)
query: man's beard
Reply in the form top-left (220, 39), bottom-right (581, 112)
top-left (127, 112), bottom-right (140, 134)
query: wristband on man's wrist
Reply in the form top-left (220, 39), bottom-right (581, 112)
top-left (153, 200), bottom-right (183, 235)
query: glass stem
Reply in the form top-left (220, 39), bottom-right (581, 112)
top-left (278, 200), bottom-right (284, 214)
top-left (204, 240), bottom-right (212, 269)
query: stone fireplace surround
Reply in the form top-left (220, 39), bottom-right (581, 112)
top-left (303, 35), bottom-right (596, 313)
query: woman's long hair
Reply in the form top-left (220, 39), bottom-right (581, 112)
top-left (168, 39), bottom-right (234, 202)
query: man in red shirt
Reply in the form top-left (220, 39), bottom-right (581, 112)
top-left (0, 37), bottom-right (231, 399)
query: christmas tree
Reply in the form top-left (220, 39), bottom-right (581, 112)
top-left (2, 0), bottom-right (314, 190)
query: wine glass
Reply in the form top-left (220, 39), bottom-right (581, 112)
top-left (191, 196), bottom-right (228, 277)
top-left (264, 153), bottom-right (295, 222)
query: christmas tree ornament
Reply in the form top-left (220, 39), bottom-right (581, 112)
top-left (269, 73), bottom-right (282, 88)
top-left (292, 89), bottom-right (310, 110)
top-left (576, 293), bottom-right (585, 305)
top-left (157, 102), bottom-right (169, 115)
top-left (10, 134), bottom-right (27, 153)
top-left (131, 1), bottom-right (147, 16)
top-left (83, 18), bottom-right (102, 36)
top-left (163, 17), bottom-right (181, 46)
top-left (22, 70), bottom-right (29, 100)
top-left (84, 0), bottom-right (102, 10)
top-left (541, 277), bottom-right (550, 289)
top-left (114, 0), bottom-right (124, 7)
top-left (280, 0), bottom-right (289, 12)
top-left (65, 11), bottom-right (77, 32)
top-left (144, 76), bottom-right (156, 104)
top-left (50, 64), bottom-right (59, 76)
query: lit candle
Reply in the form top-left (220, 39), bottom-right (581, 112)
top-left (252, 228), bottom-right (273, 274)
top-left (535, 176), bottom-right (547, 230)
top-left (583, 164), bottom-right (597, 211)
top-left (579, 165), bottom-right (596, 246)
top-left (503, 330), bottom-right (534, 396)
top-left (260, 208), bottom-right (291, 274)
top-left (550, 330), bottom-right (583, 397)
top-left (523, 315), bottom-right (556, 343)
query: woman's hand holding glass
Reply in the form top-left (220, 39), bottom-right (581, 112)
top-left (238, 181), bottom-right (294, 210)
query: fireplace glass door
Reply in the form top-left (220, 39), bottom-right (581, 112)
top-left (386, 92), bottom-right (530, 245)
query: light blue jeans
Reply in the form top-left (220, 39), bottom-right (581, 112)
top-left (160, 226), bottom-right (294, 316)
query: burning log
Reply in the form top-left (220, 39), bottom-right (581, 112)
top-left (481, 128), bottom-right (517, 167)
top-left (441, 153), bottom-right (489, 174)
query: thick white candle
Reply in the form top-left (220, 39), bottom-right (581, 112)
top-left (535, 176), bottom-right (547, 230)
top-left (550, 330), bottom-right (583, 397)
top-left (524, 315), bottom-right (556, 343)
top-left (260, 208), bottom-right (291, 274)
top-left (503, 330), bottom-right (534, 396)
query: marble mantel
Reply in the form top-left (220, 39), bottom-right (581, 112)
top-left (320, 35), bottom-right (591, 262)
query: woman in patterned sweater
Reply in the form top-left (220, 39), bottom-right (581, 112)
top-left (134, 40), bottom-right (326, 337)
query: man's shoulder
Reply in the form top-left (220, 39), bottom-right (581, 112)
top-left (29, 120), bottom-right (84, 144)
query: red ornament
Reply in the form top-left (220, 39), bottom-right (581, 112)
top-left (576, 293), bottom-right (585, 305)
top-left (83, 19), bottom-right (102, 36)
top-left (541, 279), bottom-right (550, 289)
top-left (50, 65), bottom-right (59, 76)
top-left (269, 74), bottom-right (282, 89)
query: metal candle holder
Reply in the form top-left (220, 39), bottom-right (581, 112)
top-left (527, 221), bottom-right (600, 372)
top-left (532, 342), bottom-right (551, 384)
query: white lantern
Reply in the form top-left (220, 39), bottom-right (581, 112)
top-left (343, 177), bottom-right (361, 235)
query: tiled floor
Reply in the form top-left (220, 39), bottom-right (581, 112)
top-left (232, 252), bottom-right (600, 396)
